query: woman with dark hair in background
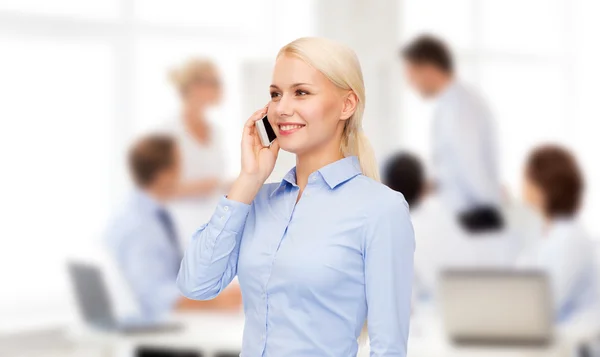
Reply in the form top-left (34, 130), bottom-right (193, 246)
top-left (519, 145), bottom-right (598, 323)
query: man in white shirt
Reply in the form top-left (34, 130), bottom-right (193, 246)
top-left (400, 35), bottom-right (503, 233)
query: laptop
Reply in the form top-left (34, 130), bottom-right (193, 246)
top-left (68, 261), bottom-right (181, 334)
top-left (439, 269), bottom-right (554, 346)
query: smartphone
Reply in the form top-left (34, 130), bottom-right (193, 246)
top-left (255, 115), bottom-right (277, 147)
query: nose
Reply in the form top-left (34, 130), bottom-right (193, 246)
top-left (274, 94), bottom-right (294, 118)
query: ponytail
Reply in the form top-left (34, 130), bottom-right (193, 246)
top-left (341, 112), bottom-right (380, 182)
top-left (355, 130), bottom-right (380, 181)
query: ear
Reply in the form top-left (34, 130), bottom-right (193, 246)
top-left (340, 91), bottom-right (358, 121)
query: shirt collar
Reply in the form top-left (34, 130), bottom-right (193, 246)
top-left (546, 216), bottom-right (579, 237)
top-left (436, 79), bottom-right (459, 103)
top-left (319, 156), bottom-right (362, 189)
top-left (133, 189), bottom-right (164, 214)
top-left (271, 156), bottom-right (362, 196)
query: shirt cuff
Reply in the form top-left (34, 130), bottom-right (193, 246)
top-left (208, 195), bottom-right (251, 233)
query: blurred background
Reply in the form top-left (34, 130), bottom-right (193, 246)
top-left (1, 0), bottom-right (600, 356)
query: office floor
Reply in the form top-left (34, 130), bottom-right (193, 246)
top-left (0, 328), bottom-right (105, 357)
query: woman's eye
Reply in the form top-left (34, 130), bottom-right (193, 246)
top-left (270, 92), bottom-right (281, 99)
top-left (296, 90), bottom-right (309, 96)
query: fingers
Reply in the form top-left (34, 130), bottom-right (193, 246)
top-left (244, 104), bottom-right (269, 128)
top-left (253, 126), bottom-right (261, 149)
top-left (242, 124), bottom-right (254, 147)
top-left (243, 103), bottom-right (271, 155)
top-left (269, 138), bottom-right (280, 156)
top-left (242, 109), bottom-right (263, 143)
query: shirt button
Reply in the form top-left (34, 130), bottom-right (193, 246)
top-left (223, 206), bottom-right (229, 211)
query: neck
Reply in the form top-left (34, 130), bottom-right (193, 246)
top-left (145, 186), bottom-right (169, 203)
top-left (295, 140), bottom-right (344, 190)
top-left (542, 217), bottom-right (551, 236)
top-left (541, 213), bottom-right (558, 236)
top-left (434, 74), bottom-right (454, 96)
top-left (183, 104), bottom-right (206, 123)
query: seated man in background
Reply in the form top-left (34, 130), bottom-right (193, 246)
top-left (383, 152), bottom-right (516, 302)
top-left (519, 145), bottom-right (598, 323)
top-left (105, 134), bottom-right (241, 317)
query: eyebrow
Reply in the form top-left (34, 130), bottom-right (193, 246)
top-left (270, 83), bottom-right (313, 90)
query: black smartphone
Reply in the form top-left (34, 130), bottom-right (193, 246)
top-left (255, 115), bottom-right (277, 147)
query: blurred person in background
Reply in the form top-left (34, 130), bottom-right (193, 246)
top-left (382, 152), bottom-right (426, 211)
top-left (383, 152), bottom-right (515, 303)
top-left (401, 35), bottom-right (503, 233)
top-left (165, 58), bottom-right (232, 246)
top-left (519, 145), bottom-right (598, 323)
top-left (166, 58), bottom-right (227, 199)
top-left (177, 37), bottom-right (415, 356)
top-left (104, 134), bottom-right (241, 317)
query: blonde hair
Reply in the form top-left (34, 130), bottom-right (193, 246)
top-left (169, 58), bottom-right (219, 95)
top-left (277, 37), bottom-right (380, 181)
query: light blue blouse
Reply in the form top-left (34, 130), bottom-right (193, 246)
top-left (177, 156), bottom-right (415, 356)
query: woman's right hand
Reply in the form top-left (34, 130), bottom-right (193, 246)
top-left (227, 105), bottom-right (280, 204)
top-left (240, 105), bottom-right (280, 182)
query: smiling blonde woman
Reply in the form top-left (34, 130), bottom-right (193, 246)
top-left (177, 37), bottom-right (415, 357)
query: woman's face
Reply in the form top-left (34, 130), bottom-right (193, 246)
top-left (185, 74), bottom-right (222, 108)
top-left (267, 54), bottom-right (356, 156)
top-left (522, 174), bottom-right (545, 214)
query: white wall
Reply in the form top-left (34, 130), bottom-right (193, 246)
top-left (314, 0), bottom-right (402, 161)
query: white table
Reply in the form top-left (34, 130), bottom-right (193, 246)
top-left (67, 311), bottom-right (595, 357)
top-left (407, 314), bottom-right (562, 357)
top-left (67, 312), bottom-right (245, 357)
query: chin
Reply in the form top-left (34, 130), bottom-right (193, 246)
top-left (278, 142), bottom-right (302, 154)
top-left (278, 138), bottom-right (310, 155)
top-left (419, 90), bottom-right (433, 99)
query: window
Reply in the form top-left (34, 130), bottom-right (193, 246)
top-left (480, 0), bottom-right (566, 56)
top-left (0, 35), bottom-right (114, 322)
top-left (134, 0), bottom-right (270, 34)
top-left (399, 0), bottom-right (600, 236)
top-left (0, 0), bottom-right (315, 329)
top-left (0, 0), bottom-right (119, 20)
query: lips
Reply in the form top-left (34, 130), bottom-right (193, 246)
top-left (278, 123), bottom-right (306, 136)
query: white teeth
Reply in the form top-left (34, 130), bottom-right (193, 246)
top-left (279, 124), bottom-right (304, 131)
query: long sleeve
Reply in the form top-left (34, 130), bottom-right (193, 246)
top-left (545, 244), bottom-right (583, 318)
top-left (433, 84), bottom-right (501, 212)
top-left (530, 236), bottom-right (590, 320)
top-left (106, 226), bottom-right (181, 316)
top-left (443, 106), bottom-right (498, 205)
top-left (365, 194), bottom-right (415, 357)
top-left (177, 196), bottom-right (251, 300)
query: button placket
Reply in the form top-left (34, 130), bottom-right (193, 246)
top-left (260, 187), bottom-right (298, 354)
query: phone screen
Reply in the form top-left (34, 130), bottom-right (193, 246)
top-left (261, 116), bottom-right (277, 143)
